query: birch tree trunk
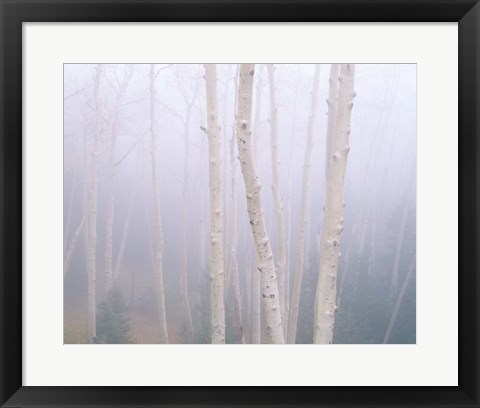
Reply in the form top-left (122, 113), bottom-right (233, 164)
top-left (287, 64), bottom-right (321, 343)
top-left (104, 65), bottom-right (134, 292)
top-left (314, 64), bottom-right (356, 344)
top-left (367, 218), bottom-right (377, 278)
top-left (383, 255), bottom-right (415, 343)
top-left (284, 71), bottom-right (302, 324)
top-left (251, 253), bottom-right (261, 343)
top-left (180, 108), bottom-right (194, 342)
top-left (251, 66), bottom-right (264, 343)
top-left (230, 134), bottom-right (245, 343)
top-left (159, 67), bottom-right (199, 341)
top-left (64, 170), bottom-right (77, 255)
top-left (325, 64), bottom-right (341, 176)
top-left (204, 64), bottom-right (226, 344)
top-left (236, 64), bottom-right (285, 344)
top-left (336, 222), bottom-right (357, 309)
top-left (144, 166), bottom-right (156, 273)
top-left (64, 201), bottom-right (89, 275)
top-left (82, 127), bottom-right (90, 278)
top-left (113, 183), bottom-right (136, 279)
top-left (243, 247), bottom-right (252, 343)
top-left (149, 64), bottom-right (169, 344)
top-left (199, 189), bottom-right (207, 286)
top-left (86, 64), bottom-right (103, 344)
top-left (391, 195), bottom-right (410, 294)
top-left (266, 64), bottom-right (287, 328)
top-left (113, 143), bottom-right (142, 279)
top-left (221, 77), bottom-right (230, 289)
top-left (229, 66), bottom-right (245, 343)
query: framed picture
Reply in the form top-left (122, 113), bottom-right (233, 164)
top-left (1, 0), bottom-right (478, 407)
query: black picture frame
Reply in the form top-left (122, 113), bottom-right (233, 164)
top-left (1, 1), bottom-right (478, 407)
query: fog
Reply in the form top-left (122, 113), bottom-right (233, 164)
top-left (64, 63), bottom-right (416, 344)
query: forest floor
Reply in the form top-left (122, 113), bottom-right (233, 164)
top-left (64, 299), bottom-right (182, 344)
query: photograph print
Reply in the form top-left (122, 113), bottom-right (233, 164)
top-left (63, 63), bottom-right (416, 344)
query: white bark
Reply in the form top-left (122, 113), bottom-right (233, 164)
top-left (357, 184), bottom-right (377, 259)
top-left (236, 64), bottom-right (285, 344)
top-left (64, 201), bottom-right (89, 275)
top-left (383, 255), bottom-right (415, 343)
top-left (64, 170), bottom-right (77, 255)
top-left (251, 67), bottom-right (264, 344)
top-left (251, 252), bottom-right (261, 343)
top-left (314, 64), bottom-right (356, 344)
top-left (144, 173), bottom-right (156, 272)
top-left (229, 67), bottom-right (245, 343)
top-left (230, 134), bottom-right (245, 343)
top-left (170, 66), bottom-right (199, 342)
top-left (284, 70), bottom-right (302, 329)
top-left (336, 222), bottom-right (357, 309)
top-left (222, 77), bottom-right (230, 289)
top-left (197, 145), bottom-right (208, 289)
top-left (204, 64), bottom-right (226, 344)
top-left (325, 64), bottom-right (340, 176)
top-left (199, 190), bottom-right (207, 286)
top-left (113, 144), bottom-right (142, 279)
top-left (266, 64), bottom-right (288, 327)
top-left (287, 64), bottom-right (321, 343)
top-left (391, 196), bottom-right (410, 294)
top-left (86, 64), bottom-right (103, 343)
top-left (367, 218), bottom-right (377, 278)
top-left (149, 64), bottom-right (169, 344)
top-left (180, 108), bottom-right (194, 342)
top-left (104, 65), bottom-right (134, 292)
top-left (243, 248), bottom-right (252, 343)
top-left (113, 184), bottom-right (136, 279)
top-left (82, 128), bottom-right (90, 288)
top-left (284, 124), bottom-right (295, 327)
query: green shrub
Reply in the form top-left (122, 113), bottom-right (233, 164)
top-left (96, 286), bottom-right (133, 344)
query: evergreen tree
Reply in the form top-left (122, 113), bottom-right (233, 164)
top-left (96, 286), bottom-right (133, 344)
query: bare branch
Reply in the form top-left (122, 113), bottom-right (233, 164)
top-left (154, 64), bottom-right (174, 78)
top-left (64, 84), bottom-right (92, 101)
